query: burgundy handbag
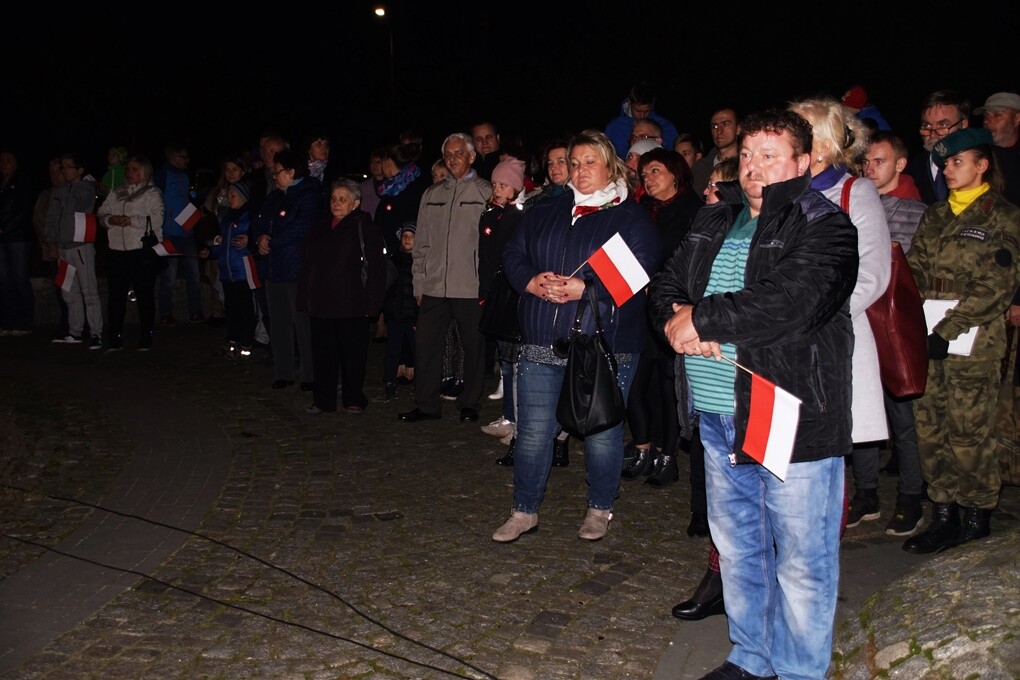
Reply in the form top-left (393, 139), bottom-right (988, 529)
top-left (841, 179), bottom-right (928, 398)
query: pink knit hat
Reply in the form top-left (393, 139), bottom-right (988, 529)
top-left (491, 158), bottom-right (526, 192)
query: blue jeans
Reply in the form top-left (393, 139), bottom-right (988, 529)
top-left (512, 357), bottom-right (635, 513)
top-left (500, 359), bottom-right (516, 423)
top-left (700, 412), bottom-right (842, 680)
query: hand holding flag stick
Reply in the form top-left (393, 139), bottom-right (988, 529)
top-left (570, 232), bottom-right (650, 307)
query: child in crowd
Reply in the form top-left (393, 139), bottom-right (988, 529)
top-left (97, 146), bottom-right (129, 200)
top-left (431, 158), bottom-right (448, 184)
top-left (382, 222), bottom-right (418, 399)
top-left (477, 159), bottom-right (526, 456)
top-left (210, 182), bottom-right (256, 359)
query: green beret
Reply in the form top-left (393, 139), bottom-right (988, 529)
top-left (932, 128), bottom-right (993, 168)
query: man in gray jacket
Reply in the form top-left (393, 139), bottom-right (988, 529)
top-left (399, 133), bottom-right (491, 423)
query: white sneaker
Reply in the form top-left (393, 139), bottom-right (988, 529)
top-left (52, 335), bottom-right (82, 344)
top-left (481, 416), bottom-right (515, 438)
top-left (488, 376), bottom-right (504, 400)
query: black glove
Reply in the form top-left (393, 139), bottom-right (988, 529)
top-left (927, 332), bottom-right (950, 360)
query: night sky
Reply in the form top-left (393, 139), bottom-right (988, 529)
top-left (5, 1), bottom-right (1015, 186)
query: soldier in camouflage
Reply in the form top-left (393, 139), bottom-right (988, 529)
top-left (904, 128), bottom-right (1020, 554)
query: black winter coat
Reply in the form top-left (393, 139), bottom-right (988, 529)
top-left (648, 174), bottom-right (858, 460)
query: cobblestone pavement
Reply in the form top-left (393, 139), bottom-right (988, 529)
top-left (0, 322), bottom-right (1016, 680)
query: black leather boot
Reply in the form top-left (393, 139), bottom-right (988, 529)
top-left (672, 567), bottom-right (724, 620)
top-left (945, 506), bottom-right (991, 549)
top-left (552, 435), bottom-right (569, 467)
top-left (687, 512), bottom-right (710, 538)
top-left (621, 447), bottom-right (654, 479)
top-left (902, 502), bottom-right (960, 554)
top-left (646, 451), bottom-right (679, 487)
top-left (495, 438), bottom-right (515, 467)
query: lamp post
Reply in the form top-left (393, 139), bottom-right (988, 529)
top-left (374, 6), bottom-right (394, 99)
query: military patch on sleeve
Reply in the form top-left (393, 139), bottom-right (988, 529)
top-left (958, 227), bottom-right (988, 242)
top-left (995, 249), bottom-right (1013, 267)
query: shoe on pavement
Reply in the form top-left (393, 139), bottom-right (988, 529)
top-left (88, 335), bottom-right (103, 350)
top-left (488, 376), bottom-right (503, 400)
top-left (481, 416), bottom-right (515, 438)
top-left (106, 338), bottom-right (124, 353)
top-left (578, 508), bottom-right (612, 541)
top-left (697, 661), bottom-right (777, 679)
top-left (399, 408), bottom-right (440, 423)
top-left (459, 408), bottom-right (479, 423)
top-left (305, 404), bottom-right (323, 415)
top-left (52, 335), bottom-right (82, 344)
top-left (846, 489), bottom-right (881, 528)
top-left (499, 432), bottom-right (514, 446)
top-left (885, 496), bottom-right (924, 536)
top-left (492, 510), bottom-right (538, 542)
top-left (672, 567), bottom-right (724, 620)
top-left (138, 334), bottom-right (153, 351)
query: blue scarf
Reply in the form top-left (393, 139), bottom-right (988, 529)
top-left (809, 164), bottom-right (848, 192)
top-left (379, 162), bottom-right (421, 197)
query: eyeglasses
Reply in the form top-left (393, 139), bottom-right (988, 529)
top-left (707, 182), bottom-right (718, 189)
top-left (919, 118), bottom-right (965, 135)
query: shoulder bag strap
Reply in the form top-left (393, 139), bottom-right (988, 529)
top-left (840, 176), bottom-right (856, 213)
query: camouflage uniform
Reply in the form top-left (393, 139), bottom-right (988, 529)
top-left (907, 191), bottom-right (1020, 509)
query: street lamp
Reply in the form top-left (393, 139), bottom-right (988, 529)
top-left (374, 6), bottom-right (394, 99)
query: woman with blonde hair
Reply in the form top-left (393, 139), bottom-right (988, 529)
top-left (788, 96), bottom-right (895, 528)
top-left (491, 130), bottom-right (661, 543)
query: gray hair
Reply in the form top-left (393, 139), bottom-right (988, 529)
top-left (330, 178), bottom-right (362, 202)
top-left (441, 132), bottom-right (476, 157)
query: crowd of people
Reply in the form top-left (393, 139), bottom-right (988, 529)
top-left (1, 81), bottom-right (1018, 680)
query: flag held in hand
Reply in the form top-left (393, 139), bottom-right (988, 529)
top-left (153, 239), bottom-right (180, 257)
top-left (54, 260), bottom-right (77, 292)
top-left (586, 232), bottom-right (649, 306)
top-left (243, 255), bottom-right (261, 290)
top-left (73, 212), bottom-right (97, 243)
top-left (741, 373), bottom-right (801, 481)
top-left (175, 203), bottom-right (202, 231)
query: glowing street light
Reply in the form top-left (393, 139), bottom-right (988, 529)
top-left (373, 6), bottom-right (394, 98)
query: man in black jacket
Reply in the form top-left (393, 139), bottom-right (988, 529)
top-left (649, 109), bottom-right (858, 680)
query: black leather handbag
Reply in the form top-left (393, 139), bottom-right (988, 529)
top-left (141, 216), bottom-right (166, 272)
top-left (479, 268), bottom-right (522, 342)
top-left (556, 284), bottom-right (626, 437)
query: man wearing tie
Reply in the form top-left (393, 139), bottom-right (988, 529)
top-left (906, 90), bottom-right (971, 205)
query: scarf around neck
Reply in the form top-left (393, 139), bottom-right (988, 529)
top-left (379, 162), bottom-right (421, 197)
top-left (809, 164), bottom-right (848, 192)
top-left (569, 178), bottom-right (629, 224)
top-left (948, 183), bottom-right (990, 216)
top-left (308, 159), bottom-right (327, 181)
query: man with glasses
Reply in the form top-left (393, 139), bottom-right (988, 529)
top-left (906, 90), bottom-right (971, 205)
top-left (398, 133), bottom-right (491, 424)
top-left (605, 81), bottom-right (678, 159)
top-left (692, 107), bottom-right (740, 195)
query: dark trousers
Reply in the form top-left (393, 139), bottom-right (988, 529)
top-left (382, 318), bottom-right (415, 384)
top-left (107, 249), bottom-right (157, 344)
top-left (414, 296), bottom-right (485, 414)
top-left (0, 240), bottom-right (34, 330)
top-left (310, 316), bottom-right (370, 412)
top-left (223, 280), bottom-right (255, 348)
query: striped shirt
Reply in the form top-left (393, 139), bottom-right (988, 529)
top-left (686, 209), bottom-right (757, 414)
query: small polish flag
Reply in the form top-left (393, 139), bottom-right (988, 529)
top-left (243, 255), bottom-right (261, 290)
top-left (54, 260), bottom-right (77, 292)
top-left (73, 212), bottom-right (97, 243)
top-left (153, 239), bottom-right (180, 257)
top-left (586, 232), bottom-right (649, 307)
top-left (175, 203), bottom-right (202, 231)
top-left (741, 373), bottom-right (802, 481)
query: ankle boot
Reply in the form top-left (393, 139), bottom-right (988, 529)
top-left (671, 567), bottom-right (725, 620)
top-left (903, 502), bottom-right (960, 554)
top-left (495, 437), bottom-right (515, 467)
top-left (552, 435), bottom-right (569, 467)
top-left (645, 451), bottom-right (679, 487)
top-left (621, 447), bottom-right (654, 479)
top-left (946, 506), bottom-right (991, 549)
top-left (578, 508), bottom-right (612, 541)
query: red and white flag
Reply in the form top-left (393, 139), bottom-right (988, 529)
top-left (73, 212), bottom-right (97, 243)
top-left (54, 260), bottom-right (77, 292)
top-left (586, 232), bottom-right (649, 307)
top-left (174, 203), bottom-right (202, 231)
top-left (243, 255), bottom-right (261, 290)
top-left (153, 239), bottom-right (180, 257)
top-left (741, 373), bottom-right (801, 481)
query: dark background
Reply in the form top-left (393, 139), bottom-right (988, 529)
top-left (4, 1), bottom-right (1015, 187)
